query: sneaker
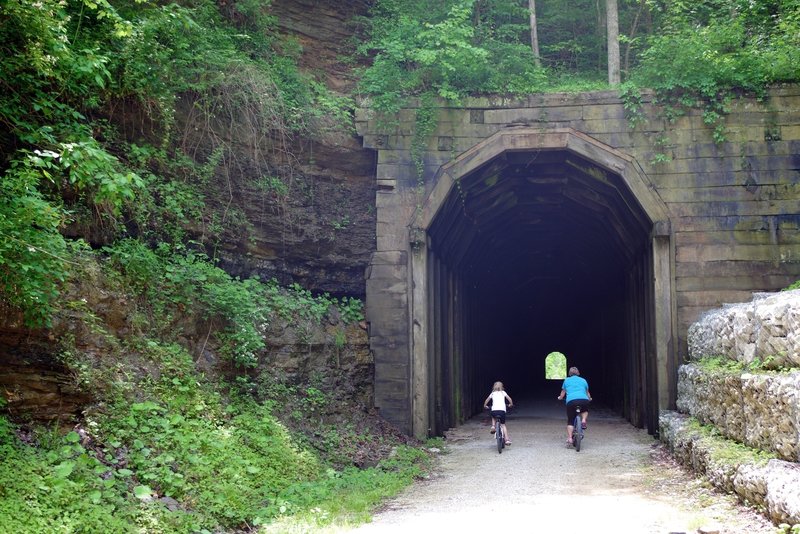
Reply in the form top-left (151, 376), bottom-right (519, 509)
top-left (581, 422), bottom-right (587, 430)
top-left (490, 427), bottom-right (496, 434)
top-left (505, 441), bottom-right (511, 446)
top-left (566, 439), bottom-right (572, 448)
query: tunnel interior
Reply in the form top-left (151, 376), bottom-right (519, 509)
top-left (424, 147), bottom-right (658, 434)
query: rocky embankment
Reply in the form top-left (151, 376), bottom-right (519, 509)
top-left (0, 259), bottom-right (374, 427)
top-left (660, 289), bottom-right (800, 527)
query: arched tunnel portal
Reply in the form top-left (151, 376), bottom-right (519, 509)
top-left (408, 129), bottom-right (675, 438)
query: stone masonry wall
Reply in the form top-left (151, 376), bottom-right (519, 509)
top-left (357, 85), bottom-right (800, 367)
top-left (661, 289), bottom-right (800, 526)
top-left (688, 290), bottom-right (800, 369)
top-left (661, 412), bottom-right (800, 526)
top-left (680, 289), bottom-right (800, 461)
top-left (677, 364), bottom-right (800, 461)
top-left (357, 86), bottom-right (800, 435)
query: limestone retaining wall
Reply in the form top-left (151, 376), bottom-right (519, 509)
top-left (688, 290), bottom-right (800, 369)
top-left (678, 289), bottom-right (800, 462)
top-left (661, 288), bottom-right (800, 526)
top-left (661, 412), bottom-right (800, 526)
top-left (677, 364), bottom-right (800, 461)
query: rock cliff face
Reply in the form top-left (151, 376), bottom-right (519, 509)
top-left (210, 142), bottom-right (376, 298)
top-left (210, 0), bottom-right (377, 298)
top-left (0, 314), bottom-right (91, 424)
top-left (271, 0), bottom-right (371, 92)
top-left (0, 1), bottom-right (378, 425)
top-left (0, 259), bottom-right (372, 425)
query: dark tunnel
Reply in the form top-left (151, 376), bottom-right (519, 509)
top-left (424, 147), bottom-right (659, 434)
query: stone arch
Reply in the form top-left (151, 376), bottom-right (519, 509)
top-left (413, 128), bottom-right (669, 231)
top-left (407, 127), bottom-right (675, 438)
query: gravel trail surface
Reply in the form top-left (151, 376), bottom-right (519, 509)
top-left (353, 399), bottom-right (775, 534)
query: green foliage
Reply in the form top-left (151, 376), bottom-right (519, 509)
top-left (695, 356), bottom-right (750, 373)
top-left (0, 0), bottom-right (352, 325)
top-left (358, 0), bottom-right (548, 114)
top-left (0, 141), bottom-right (142, 327)
top-left (259, 442), bottom-right (432, 530)
top-left (104, 240), bottom-right (267, 368)
top-left (536, 0), bottom-right (609, 74)
top-left (263, 279), bottom-right (364, 325)
top-left (339, 297), bottom-right (365, 323)
top-left (93, 384), bottom-right (322, 529)
top-left (261, 449), bottom-right (432, 531)
top-left (778, 523), bottom-right (800, 534)
top-left (637, 0), bottom-right (800, 92)
top-left (425, 436), bottom-right (446, 449)
top-left (0, 160), bottom-right (68, 326)
top-left (359, 0), bottom-right (800, 139)
top-left (0, 416), bottom-right (142, 533)
top-left (619, 81), bottom-right (645, 129)
top-left (0, 330), bottom-right (432, 533)
top-left (411, 93), bottom-right (438, 182)
top-left (254, 373), bottom-right (404, 471)
top-left (256, 174), bottom-right (290, 198)
top-left (544, 351), bottom-right (567, 380)
top-left (632, 0), bottom-right (800, 140)
top-left (102, 240), bottom-right (363, 370)
top-left (695, 355), bottom-right (794, 374)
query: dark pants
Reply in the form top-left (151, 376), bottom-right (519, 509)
top-left (565, 399), bottom-right (589, 424)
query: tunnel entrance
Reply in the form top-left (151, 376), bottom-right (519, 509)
top-left (408, 128), bottom-right (674, 438)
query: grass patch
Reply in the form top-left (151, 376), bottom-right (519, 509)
top-left (1, 326), bottom-right (430, 533)
top-left (694, 355), bottom-right (796, 374)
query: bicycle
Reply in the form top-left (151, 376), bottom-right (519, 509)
top-left (496, 418), bottom-right (505, 453)
top-left (485, 406), bottom-right (507, 453)
top-left (571, 403), bottom-right (585, 452)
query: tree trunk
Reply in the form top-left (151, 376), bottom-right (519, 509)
top-left (607, 0), bottom-right (620, 85)
top-left (624, 0), bottom-right (647, 76)
top-left (529, 0), bottom-right (541, 68)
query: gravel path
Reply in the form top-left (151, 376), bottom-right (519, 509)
top-left (353, 399), bottom-right (775, 534)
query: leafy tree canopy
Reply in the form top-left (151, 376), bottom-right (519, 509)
top-left (0, 0), bottom-right (344, 325)
top-left (358, 0), bottom-right (800, 112)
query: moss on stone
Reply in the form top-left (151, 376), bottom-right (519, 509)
top-left (685, 417), bottom-right (776, 467)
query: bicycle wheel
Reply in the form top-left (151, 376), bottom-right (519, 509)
top-left (496, 426), bottom-right (504, 453)
top-left (573, 415), bottom-right (582, 452)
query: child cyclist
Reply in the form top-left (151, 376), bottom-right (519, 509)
top-left (483, 381), bottom-right (514, 445)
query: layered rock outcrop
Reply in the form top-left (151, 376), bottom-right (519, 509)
top-left (0, 261), bottom-right (372, 425)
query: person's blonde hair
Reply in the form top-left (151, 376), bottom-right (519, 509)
top-left (492, 381), bottom-right (504, 391)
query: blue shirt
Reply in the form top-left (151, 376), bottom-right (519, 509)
top-left (562, 375), bottom-right (589, 403)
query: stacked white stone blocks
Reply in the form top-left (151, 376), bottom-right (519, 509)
top-left (681, 290), bottom-right (800, 462)
top-left (688, 289), bottom-right (800, 369)
top-left (661, 412), bottom-right (800, 525)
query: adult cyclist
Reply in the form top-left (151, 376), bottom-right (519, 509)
top-left (557, 366), bottom-right (591, 447)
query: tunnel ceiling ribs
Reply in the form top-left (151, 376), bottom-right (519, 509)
top-left (428, 146), bottom-right (652, 286)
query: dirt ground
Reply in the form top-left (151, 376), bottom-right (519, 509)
top-left (352, 399), bottom-right (777, 534)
